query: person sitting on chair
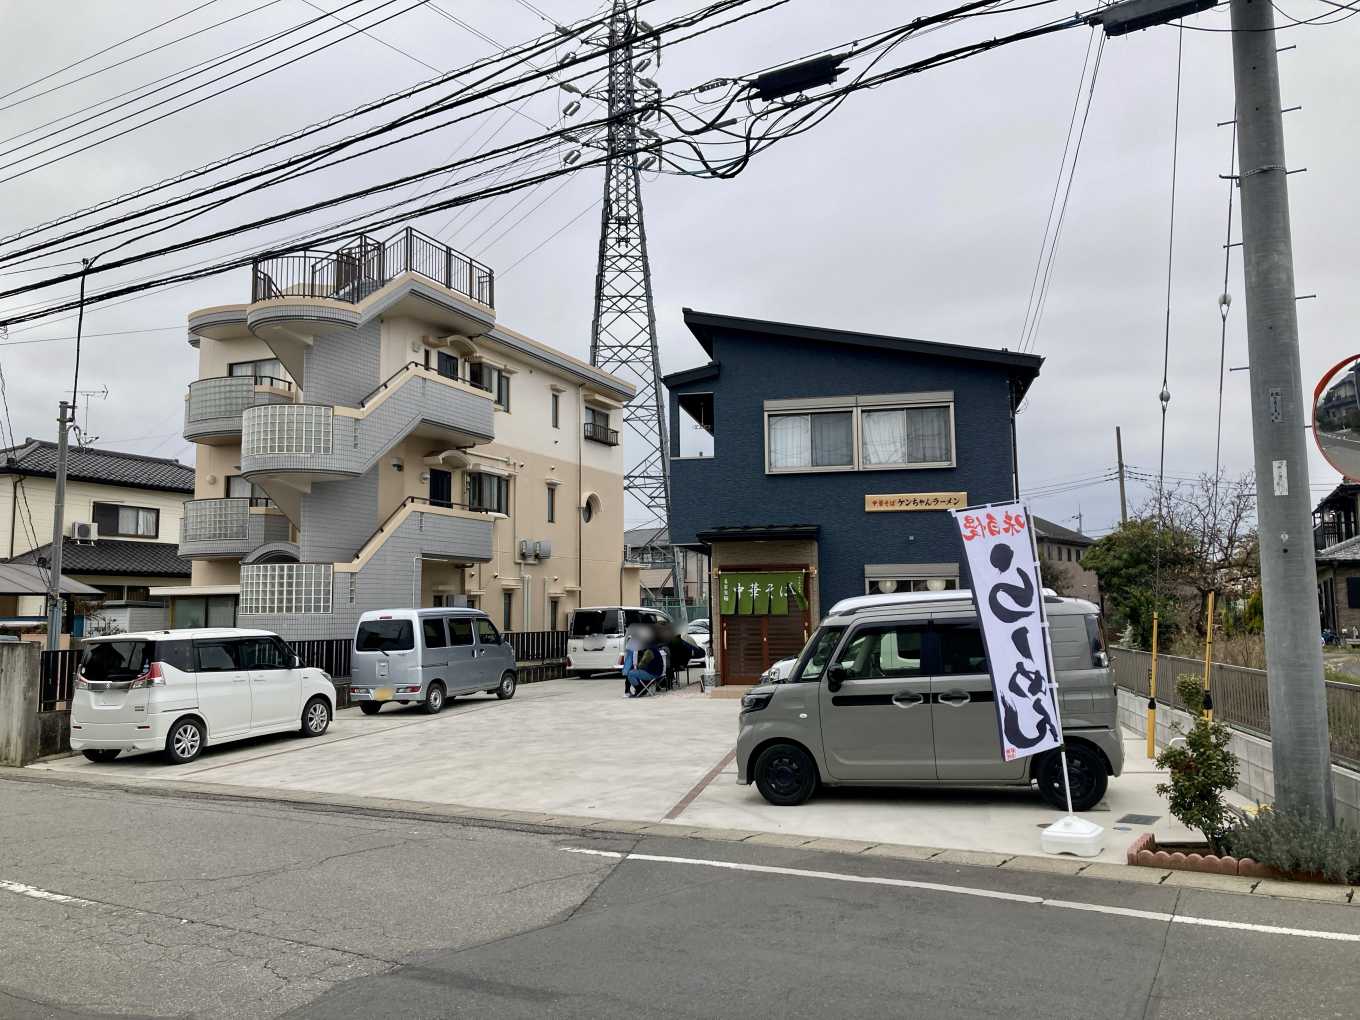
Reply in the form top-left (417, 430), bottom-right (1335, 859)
top-left (624, 628), bottom-right (665, 697)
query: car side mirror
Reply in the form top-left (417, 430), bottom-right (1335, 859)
top-left (827, 665), bottom-right (847, 693)
top-left (292, 653), bottom-right (303, 668)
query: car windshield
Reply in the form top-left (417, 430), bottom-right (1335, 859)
top-left (355, 620), bottom-right (414, 652)
top-left (80, 640), bottom-right (150, 682)
top-left (570, 610), bottom-right (621, 637)
top-left (794, 626), bottom-right (845, 682)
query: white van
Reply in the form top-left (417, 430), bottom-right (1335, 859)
top-left (566, 606), bottom-right (671, 676)
top-left (70, 629), bottom-right (337, 765)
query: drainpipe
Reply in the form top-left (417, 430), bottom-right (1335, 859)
top-left (576, 384), bottom-right (584, 602)
top-left (8, 477), bottom-right (16, 558)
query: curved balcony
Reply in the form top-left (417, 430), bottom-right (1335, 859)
top-left (238, 364), bottom-right (494, 489)
top-left (178, 498), bottom-right (292, 560)
top-left (183, 375), bottom-right (295, 446)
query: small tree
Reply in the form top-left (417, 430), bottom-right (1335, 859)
top-left (1155, 675), bottom-right (1240, 853)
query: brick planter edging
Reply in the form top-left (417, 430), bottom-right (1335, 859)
top-left (1126, 831), bottom-right (1280, 879)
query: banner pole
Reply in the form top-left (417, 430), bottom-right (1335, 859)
top-left (1028, 512), bottom-right (1074, 815)
top-left (1201, 590), bottom-right (1216, 721)
top-left (1148, 612), bottom-right (1160, 760)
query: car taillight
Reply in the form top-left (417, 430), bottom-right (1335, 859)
top-left (129, 662), bottom-right (165, 689)
top-left (74, 670), bottom-right (89, 690)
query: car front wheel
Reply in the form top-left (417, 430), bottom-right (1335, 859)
top-left (1036, 744), bottom-right (1108, 812)
top-left (753, 743), bottom-right (818, 806)
top-left (301, 696), bottom-right (331, 737)
top-left (496, 671), bottom-right (517, 700)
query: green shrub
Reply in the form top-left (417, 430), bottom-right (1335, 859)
top-left (1222, 808), bottom-right (1360, 884)
top-left (1175, 673), bottom-right (1205, 715)
top-left (1156, 715), bottom-right (1239, 853)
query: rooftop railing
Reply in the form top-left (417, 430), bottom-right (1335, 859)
top-left (251, 227), bottom-right (494, 308)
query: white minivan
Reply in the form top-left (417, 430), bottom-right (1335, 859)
top-left (566, 606), bottom-right (671, 676)
top-left (70, 629), bottom-right (337, 765)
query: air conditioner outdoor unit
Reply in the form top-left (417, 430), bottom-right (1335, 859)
top-left (518, 539), bottom-right (536, 561)
top-left (69, 521), bottom-right (98, 543)
top-left (533, 540), bottom-right (552, 561)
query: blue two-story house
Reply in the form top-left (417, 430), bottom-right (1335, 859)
top-left (664, 309), bottom-right (1043, 684)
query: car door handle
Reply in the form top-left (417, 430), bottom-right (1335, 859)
top-left (937, 691), bottom-right (971, 708)
top-left (892, 691), bottom-right (925, 708)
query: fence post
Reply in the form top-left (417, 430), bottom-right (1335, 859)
top-left (0, 642), bottom-right (41, 766)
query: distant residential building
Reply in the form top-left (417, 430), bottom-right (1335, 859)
top-left (623, 526), bottom-right (709, 604)
top-left (164, 225), bottom-right (637, 638)
top-left (1313, 482), bottom-right (1360, 635)
top-left (1032, 516), bottom-right (1098, 603)
top-left (664, 309), bottom-right (1042, 684)
top-left (0, 440), bottom-right (193, 635)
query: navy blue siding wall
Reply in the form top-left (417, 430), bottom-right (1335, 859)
top-left (668, 328), bottom-right (1020, 607)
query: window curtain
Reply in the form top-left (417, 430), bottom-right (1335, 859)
top-left (861, 409), bottom-right (908, 465)
top-left (904, 406), bottom-right (951, 463)
top-left (811, 412), bottom-right (853, 466)
top-left (769, 415), bottom-right (811, 469)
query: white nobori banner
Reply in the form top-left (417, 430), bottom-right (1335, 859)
top-left (951, 501), bottom-right (1062, 763)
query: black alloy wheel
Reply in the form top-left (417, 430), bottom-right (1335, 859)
top-left (753, 743), bottom-right (818, 806)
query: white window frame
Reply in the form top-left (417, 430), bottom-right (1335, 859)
top-left (762, 392), bottom-right (957, 475)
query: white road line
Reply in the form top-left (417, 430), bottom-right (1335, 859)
top-left (560, 848), bottom-right (1360, 943)
top-left (0, 879), bottom-right (93, 906)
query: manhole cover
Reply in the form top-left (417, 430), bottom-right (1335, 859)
top-left (1116, 813), bottom-right (1160, 826)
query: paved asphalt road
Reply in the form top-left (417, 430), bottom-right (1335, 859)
top-left (2, 774), bottom-right (1358, 1019)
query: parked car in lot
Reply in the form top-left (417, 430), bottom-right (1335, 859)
top-left (566, 606), bottom-right (671, 676)
top-left (736, 590), bottom-right (1122, 811)
top-left (684, 618), bottom-right (712, 667)
top-left (350, 608), bottom-right (517, 714)
top-left (70, 629), bottom-right (336, 765)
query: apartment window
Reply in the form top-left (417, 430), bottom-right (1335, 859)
top-left (768, 411), bottom-right (853, 470)
top-left (865, 575), bottom-right (959, 595)
top-left (548, 597), bottom-right (561, 632)
top-left (435, 351), bottom-right (458, 381)
top-left (502, 590), bottom-right (514, 632)
top-left (468, 361), bottom-right (510, 410)
top-left (765, 395), bottom-right (955, 474)
top-left (466, 472), bottom-right (509, 514)
top-left (496, 373), bottom-right (511, 411)
top-left (551, 392), bottom-right (560, 428)
top-left (230, 358), bottom-right (287, 385)
top-left (587, 406), bottom-right (610, 430)
top-left (227, 476), bottom-right (270, 503)
top-left (92, 502), bottom-right (159, 538)
top-left (546, 484), bottom-right (556, 523)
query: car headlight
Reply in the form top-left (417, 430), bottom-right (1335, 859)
top-left (741, 690), bottom-right (773, 713)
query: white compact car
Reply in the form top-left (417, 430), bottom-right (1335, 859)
top-left (566, 606), bottom-right (672, 676)
top-left (70, 629), bottom-right (337, 764)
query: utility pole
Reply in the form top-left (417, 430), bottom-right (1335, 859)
top-left (1228, 0), bottom-right (1333, 818)
top-left (44, 401), bottom-right (74, 651)
top-left (1115, 426), bottom-right (1128, 524)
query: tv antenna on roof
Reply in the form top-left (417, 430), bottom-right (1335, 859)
top-left (72, 385), bottom-right (107, 448)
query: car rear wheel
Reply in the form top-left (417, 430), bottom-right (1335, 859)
top-left (753, 743), bottom-right (818, 806)
top-left (496, 671), bottom-right (517, 700)
top-left (1036, 743), bottom-right (1108, 812)
top-left (358, 702), bottom-right (382, 716)
top-left (164, 718), bottom-right (204, 765)
top-left (301, 697), bottom-right (331, 737)
top-left (82, 749), bottom-right (119, 763)
top-left (423, 682), bottom-right (446, 715)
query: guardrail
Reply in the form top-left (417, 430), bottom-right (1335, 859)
top-left (1111, 646), bottom-right (1360, 768)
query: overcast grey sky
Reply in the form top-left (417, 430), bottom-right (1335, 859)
top-left (0, 0), bottom-right (1355, 535)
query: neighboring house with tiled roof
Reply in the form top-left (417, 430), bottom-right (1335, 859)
top-left (1033, 515), bottom-right (1099, 604)
top-left (1315, 531), bottom-right (1360, 636)
top-left (0, 440), bottom-right (194, 634)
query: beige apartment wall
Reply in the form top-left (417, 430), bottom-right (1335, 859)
top-left (378, 315), bottom-right (428, 383)
top-left (190, 559), bottom-right (243, 587)
top-left (3, 476), bottom-right (189, 557)
top-left (193, 444), bottom-right (247, 498)
top-left (197, 334), bottom-right (289, 381)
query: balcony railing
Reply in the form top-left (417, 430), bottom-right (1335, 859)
top-left (584, 421), bottom-right (620, 446)
top-left (179, 497), bottom-right (291, 559)
top-left (251, 227), bottom-right (494, 308)
top-left (184, 375), bottom-right (295, 443)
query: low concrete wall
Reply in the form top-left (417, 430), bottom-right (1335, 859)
top-left (37, 710), bottom-right (69, 758)
top-left (1117, 687), bottom-right (1360, 827)
top-left (0, 642), bottom-right (40, 766)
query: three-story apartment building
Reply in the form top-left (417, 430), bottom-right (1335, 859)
top-left (165, 227), bottom-right (637, 640)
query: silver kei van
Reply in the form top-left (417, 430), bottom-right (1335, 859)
top-left (736, 590), bottom-right (1123, 811)
top-left (350, 608), bottom-right (518, 715)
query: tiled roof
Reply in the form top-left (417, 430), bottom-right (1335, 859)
top-left (0, 440), bottom-right (193, 493)
top-left (12, 539), bottom-right (191, 578)
top-left (1317, 534), bottom-right (1360, 563)
top-left (1033, 516), bottom-right (1093, 546)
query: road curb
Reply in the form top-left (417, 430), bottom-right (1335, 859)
top-left (5, 767), bottom-right (1354, 906)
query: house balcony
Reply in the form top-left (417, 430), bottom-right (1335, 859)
top-left (584, 421), bottom-right (620, 446)
top-left (238, 363), bottom-right (495, 492)
top-left (183, 375), bottom-right (296, 445)
top-left (246, 227), bottom-right (496, 380)
top-left (178, 497), bottom-right (292, 560)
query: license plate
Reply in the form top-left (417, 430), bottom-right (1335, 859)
top-left (373, 688), bottom-right (394, 702)
top-left (585, 638), bottom-right (605, 651)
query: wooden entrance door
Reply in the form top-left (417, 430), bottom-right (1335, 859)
top-left (720, 607), bottom-right (810, 684)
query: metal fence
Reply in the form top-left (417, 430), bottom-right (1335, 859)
top-left (39, 649), bottom-right (80, 712)
top-left (1111, 646), bottom-right (1360, 768)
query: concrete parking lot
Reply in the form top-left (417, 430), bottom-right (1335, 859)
top-left (32, 675), bottom-right (1215, 863)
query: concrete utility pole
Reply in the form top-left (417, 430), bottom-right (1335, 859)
top-left (1229, 0), bottom-right (1333, 818)
top-left (1115, 426), bottom-right (1129, 524)
top-left (44, 401), bottom-right (73, 652)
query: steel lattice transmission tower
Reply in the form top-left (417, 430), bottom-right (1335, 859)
top-left (587, 1), bottom-right (683, 600)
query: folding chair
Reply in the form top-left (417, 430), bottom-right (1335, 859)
top-left (634, 647), bottom-right (669, 697)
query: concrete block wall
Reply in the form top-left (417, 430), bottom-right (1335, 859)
top-left (0, 642), bottom-right (41, 766)
top-left (1117, 687), bottom-right (1360, 827)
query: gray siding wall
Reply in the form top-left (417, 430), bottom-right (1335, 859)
top-left (303, 321), bottom-right (381, 407)
top-left (300, 468), bottom-right (380, 563)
